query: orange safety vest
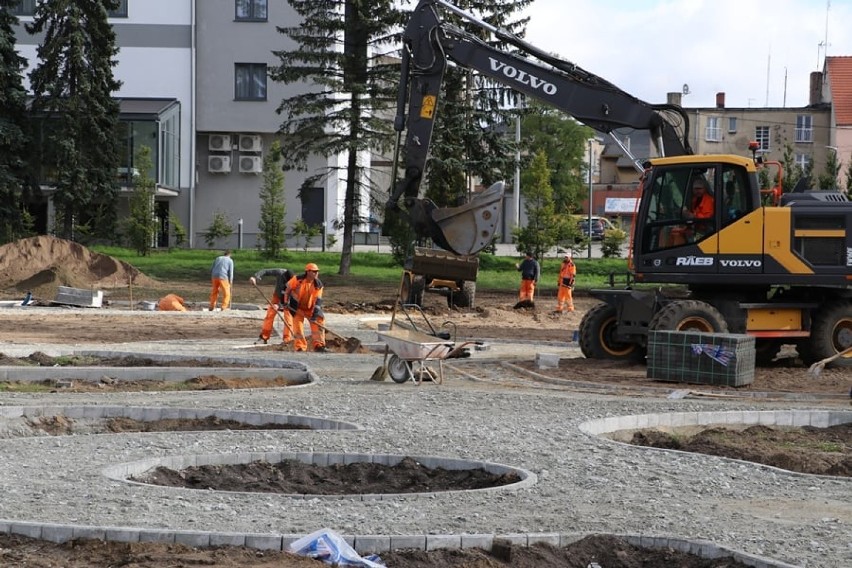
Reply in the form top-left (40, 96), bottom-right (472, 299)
top-left (286, 274), bottom-right (324, 317)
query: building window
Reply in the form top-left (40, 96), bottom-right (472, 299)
top-left (795, 114), bottom-right (813, 143)
top-left (705, 117), bottom-right (721, 142)
top-left (11, 0), bottom-right (35, 16)
top-left (795, 153), bottom-right (810, 171)
top-left (236, 0), bottom-right (268, 21)
top-left (108, 0), bottom-right (129, 18)
top-left (13, 0), bottom-right (127, 17)
top-left (727, 117), bottom-right (737, 133)
top-left (235, 63), bottom-right (267, 100)
top-left (754, 126), bottom-right (770, 152)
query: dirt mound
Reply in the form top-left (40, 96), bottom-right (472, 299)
top-left (0, 235), bottom-right (155, 298)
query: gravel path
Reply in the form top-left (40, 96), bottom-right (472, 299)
top-left (0, 311), bottom-right (849, 568)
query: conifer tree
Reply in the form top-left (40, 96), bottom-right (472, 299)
top-left (258, 140), bottom-right (287, 259)
top-left (272, 0), bottom-right (407, 275)
top-left (513, 149), bottom-right (558, 258)
top-left (0, 0), bottom-right (33, 243)
top-left (26, 0), bottom-right (122, 242)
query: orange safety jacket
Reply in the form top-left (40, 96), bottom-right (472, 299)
top-left (559, 259), bottom-right (576, 287)
top-left (286, 273), bottom-right (324, 319)
top-left (690, 193), bottom-right (715, 220)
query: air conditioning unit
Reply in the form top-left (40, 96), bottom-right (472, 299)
top-left (209, 134), bottom-right (232, 151)
top-left (239, 155), bottom-right (263, 174)
top-left (208, 155), bottom-right (231, 173)
top-left (239, 134), bottom-right (262, 152)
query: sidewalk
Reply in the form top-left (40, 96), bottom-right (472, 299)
top-left (350, 241), bottom-right (619, 259)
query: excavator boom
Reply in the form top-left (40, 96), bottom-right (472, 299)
top-left (385, 0), bottom-right (692, 255)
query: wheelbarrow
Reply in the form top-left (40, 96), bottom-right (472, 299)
top-left (376, 327), bottom-right (478, 385)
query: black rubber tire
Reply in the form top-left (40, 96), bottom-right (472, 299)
top-left (804, 300), bottom-right (852, 367)
top-left (579, 303), bottom-right (645, 361)
top-left (649, 300), bottom-right (729, 333)
top-left (388, 354), bottom-right (411, 383)
top-left (448, 281), bottom-right (475, 309)
top-left (400, 272), bottom-right (413, 304)
top-left (406, 276), bottom-right (425, 306)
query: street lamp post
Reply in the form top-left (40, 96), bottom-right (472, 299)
top-left (587, 139), bottom-right (594, 259)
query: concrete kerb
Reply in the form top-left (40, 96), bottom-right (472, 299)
top-left (0, 520), bottom-right (801, 567)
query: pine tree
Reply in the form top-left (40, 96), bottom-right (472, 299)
top-left (271, 0), bottom-right (407, 275)
top-left (0, 0), bottom-right (33, 244)
top-left (513, 149), bottom-right (558, 258)
top-left (123, 146), bottom-right (157, 256)
top-left (818, 149), bottom-right (840, 190)
top-left (26, 0), bottom-right (122, 242)
top-left (258, 140), bottom-right (287, 259)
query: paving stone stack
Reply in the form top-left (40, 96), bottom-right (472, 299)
top-left (646, 330), bottom-right (755, 387)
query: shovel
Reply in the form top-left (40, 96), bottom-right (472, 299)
top-left (310, 320), bottom-right (362, 353)
top-left (251, 281), bottom-right (295, 340)
top-left (807, 344), bottom-right (852, 377)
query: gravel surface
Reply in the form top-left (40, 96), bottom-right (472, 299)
top-left (0, 310), bottom-right (849, 568)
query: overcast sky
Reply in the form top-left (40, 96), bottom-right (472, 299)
top-left (519, 0), bottom-right (852, 108)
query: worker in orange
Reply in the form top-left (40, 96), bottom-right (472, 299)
top-left (208, 249), bottom-right (234, 311)
top-left (514, 251), bottom-right (540, 308)
top-left (555, 252), bottom-right (576, 314)
top-left (249, 268), bottom-right (295, 345)
top-left (286, 263), bottom-right (327, 352)
top-left (682, 177), bottom-right (715, 239)
top-left (158, 293), bottom-right (188, 311)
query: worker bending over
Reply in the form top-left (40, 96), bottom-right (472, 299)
top-left (250, 268), bottom-right (294, 344)
top-left (286, 263), bottom-right (327, 352)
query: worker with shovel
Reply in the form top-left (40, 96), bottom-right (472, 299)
top-left (249, 268), bottom-right (295, 345)
top-left (286, 263), bottom-right (327, 353)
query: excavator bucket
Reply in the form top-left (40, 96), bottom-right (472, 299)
top-left (430, 181), bottom-right (504, 256)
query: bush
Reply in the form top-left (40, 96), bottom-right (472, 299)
top-left (601, 228), bottom-right (627, 258)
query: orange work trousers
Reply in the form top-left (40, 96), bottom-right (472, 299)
top-left (556, 285), bottom-right (574, 312)
top-left (260, 294), bottom-right (293, 343)
top-left (292, 309), bottom-right (325, 352)
top-left (208, 278), bottom-right (231, 310)
top-left (518, 279), bottom-right (536, 302)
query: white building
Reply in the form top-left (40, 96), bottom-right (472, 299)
top-left (13, 0), bottom-right (368, 249)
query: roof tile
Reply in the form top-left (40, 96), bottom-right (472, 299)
top-left (827, 56), bottom-right (852, 125)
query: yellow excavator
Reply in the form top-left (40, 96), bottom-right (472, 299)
top-left (385, 0), bottom-right (851, 366)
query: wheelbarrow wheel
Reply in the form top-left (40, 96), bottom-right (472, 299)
top-left (388, 354), bottom-right (411, 383)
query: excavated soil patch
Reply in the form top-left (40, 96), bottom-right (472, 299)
top-left (0, 375), bottom-right (302, 393)
top-left (0, 533), bottom-right (757, 567)
top-left (514, 357), bottom-right (851, 396)
top-left (26, 415), bottom-right (311, 436)
top-left (134, 456), bottom-right (521, 495)
top-left (0, 352), bottom-right (305, 392)
top-left (626, 423), bottom-right (852, 477)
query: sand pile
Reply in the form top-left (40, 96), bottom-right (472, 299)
top-left (0, 236), bottom-right (156, 300)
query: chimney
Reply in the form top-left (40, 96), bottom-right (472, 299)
top-left (715, 92), bottom-right (726, 108)
top-left (809, 71), bottom-right (823, 105)
top-left (667, 92), bottom-right (682, 106)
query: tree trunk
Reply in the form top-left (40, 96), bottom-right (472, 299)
top-left (338, 90), bottom-right (361, 276)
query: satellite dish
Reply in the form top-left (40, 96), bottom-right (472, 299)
top-left (682, 83), bottom-right (690, 95)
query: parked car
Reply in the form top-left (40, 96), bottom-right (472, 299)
top-left (577, 216), bottom-right (616, 241)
